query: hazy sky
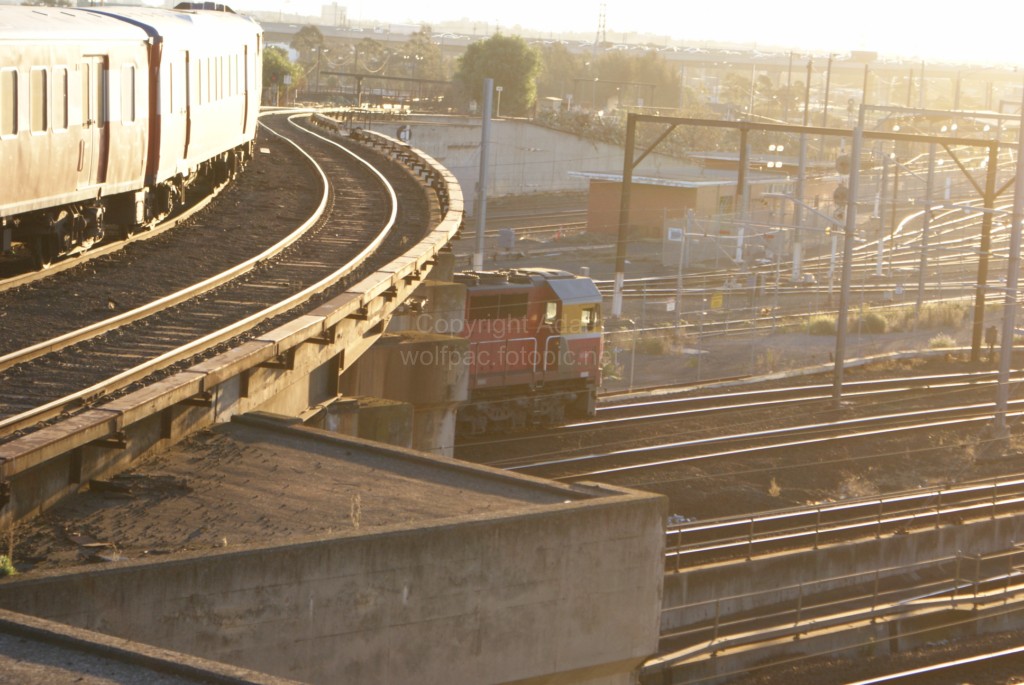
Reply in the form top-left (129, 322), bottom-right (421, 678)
top-left (241, 0), bottom-right (1024, 66)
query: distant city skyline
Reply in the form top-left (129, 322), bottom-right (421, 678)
top-left (229, 0), bottom-right (1024, 66)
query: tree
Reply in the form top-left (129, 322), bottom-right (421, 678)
top-left (590, 50), bottom-right (681, 110)
top-left (263, 46), bottom-right (302, 91)
top-left (536, 43), bottom-right (585, 102)
top-left (453, 34), bottom-right (539, 116)
top-left (720, 71), bottom-right (753, 109)
top-left (399, 30), bottom-right (445, 82)
top-left (290, 25), bottom-right (324, 65)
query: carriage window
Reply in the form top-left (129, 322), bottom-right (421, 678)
top-left (167, 62), bottom-right (173, 113)
top-left (196, 59), bottom-right (202, 105)
top-left (30, 68), bottom-right (47, 132)
top-left (581, 307), bottom-right (596, 332)
top-left (0, 69), bottom-right (16, 136)
top-left (543, 301), bottom-right (558, 326)
top-left (121, 65), bottom-right (135, 122)
top-left (53, 67), bottom-right (68, 130)
top-left (79, 63), bottom-right (90, 125)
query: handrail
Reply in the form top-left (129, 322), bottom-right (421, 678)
top-left (667, 474), bottom-right (1024, 567)
top-left (653, 546), bottom-right (1024, 673)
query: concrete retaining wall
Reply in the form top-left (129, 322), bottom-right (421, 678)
top-left (367, 115), bottom-right (683, 215)
top-left (0, 487), bottom-right (667, 685)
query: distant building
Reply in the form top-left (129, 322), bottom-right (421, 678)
top-left (570, 166), bottom-right (787, 237)
top-left (320, 2), bottom-right (346, 26)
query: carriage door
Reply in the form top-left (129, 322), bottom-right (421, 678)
top-left (77, 56), bottom-right (108, 188)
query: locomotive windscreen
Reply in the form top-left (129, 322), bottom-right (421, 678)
top-left (546, 277), bottom-right (601, 305)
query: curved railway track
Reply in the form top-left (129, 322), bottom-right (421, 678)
top-left (457, 368), bottom-right (1020, 475)
top-left (0, 112), bottom-right (437, 440)
top-left (517, 394), bottom-right (1014, 483)
top-left (841, 644), bottom-right (1024, 684)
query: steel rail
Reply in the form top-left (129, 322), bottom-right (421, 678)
top-left (0, 114), bottom-right (398, 436)
top-left (843, 644), bottom-right (1024, 684)
top-left (600, 370), bottom-right (1006, 412)
top-left (457, 370), bottom-right (1012, 455)
top-left (514, 398), bottom-right (1007, 475)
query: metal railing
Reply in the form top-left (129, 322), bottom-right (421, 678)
top-left (666, 474), bottom-right (1024, 569)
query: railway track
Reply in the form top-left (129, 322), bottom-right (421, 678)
top-left (649, 496), bottom-right (1024, 685)
top-left (841, 643), bottom-right (1024, 684)
top-left (457, 368), bottom-right (1018, 474)
top-left (513, 393), bottom-right (1013, 482)
top-left (0, 112), bottom-right (437, 440)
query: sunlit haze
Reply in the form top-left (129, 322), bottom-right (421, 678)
top-left (232, 0), bottom-right (1024, 66)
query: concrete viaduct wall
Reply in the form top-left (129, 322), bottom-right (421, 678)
top-left (0, 480), bottom-right (667, 685)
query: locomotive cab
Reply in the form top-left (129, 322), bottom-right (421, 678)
top-left (455, 268), bottom-right (603, 435)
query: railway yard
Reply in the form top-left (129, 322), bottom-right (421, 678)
top-left (9, 4), bottom-right (1024, 683)
top-left (4, 94), bottom-right (1024, 685)
top-left (3, 115), bottom-right (1024, 684)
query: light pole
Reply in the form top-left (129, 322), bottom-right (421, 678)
top-left (314, 46), bottom-right (328, 95)
top-left (495, 85), bottom-right (503, 118)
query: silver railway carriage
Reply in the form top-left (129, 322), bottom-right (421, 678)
top-left (0, 4), bottom-right (262, 267)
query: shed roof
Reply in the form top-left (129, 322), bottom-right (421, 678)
top-left (570, 169), bottom-right (781, 189)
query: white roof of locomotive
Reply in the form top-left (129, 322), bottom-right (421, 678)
top-left (0, 6), bottom-right (148, 41)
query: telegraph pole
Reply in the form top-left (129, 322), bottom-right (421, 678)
top-left (473, 78), bottom-right (493, 271)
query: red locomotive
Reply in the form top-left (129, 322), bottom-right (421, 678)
top-left (454, 268), bottom-right (603, 434)
top-left (0, 4), bottom-right (262, 267)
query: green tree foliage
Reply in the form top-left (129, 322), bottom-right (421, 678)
top-left (591, 50), bottom-right (681, 109)
top-left (536, 43), bottom-right (586, 102)
top-left (263, 46), bottom-right (302, 90)
top-left (453, 34), bottom-right (539, 116)
top-left (720, 71), bottom-right (753, 109)
top-left (398, 29), bottom-right (446, 81)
